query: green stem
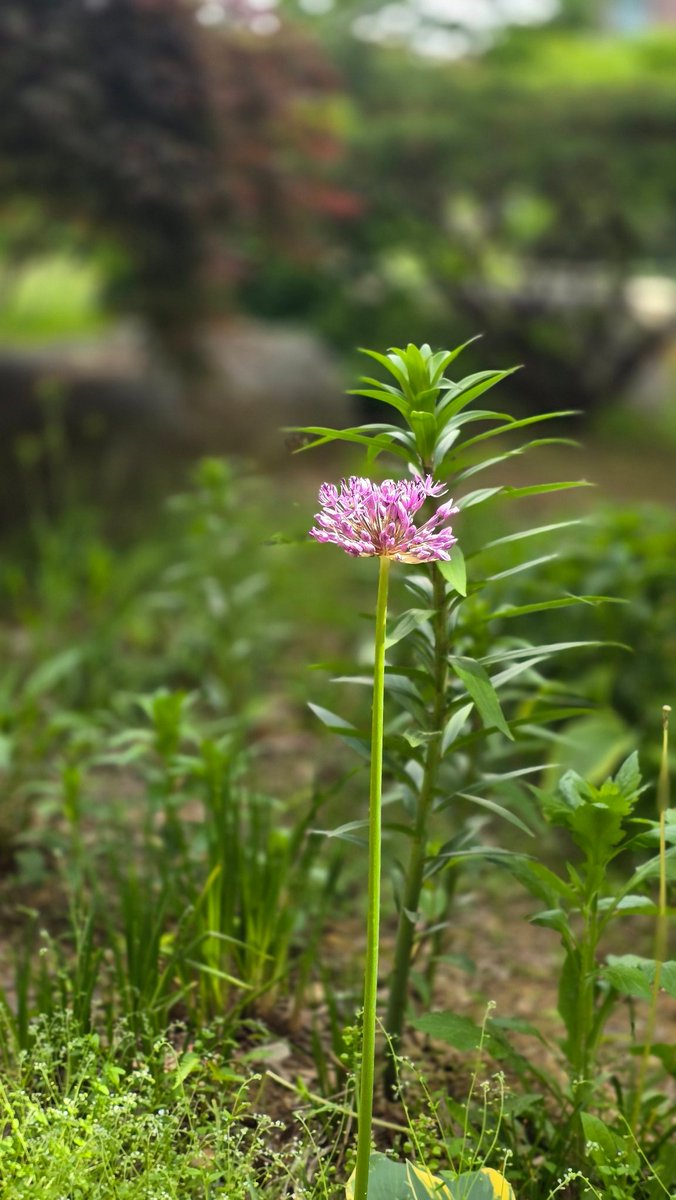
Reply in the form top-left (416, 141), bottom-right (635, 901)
top-left (353, 555), bottom-right (390, 1200)
top-left (630, 704), bottom-right (671, 1132)
top-left (384, 565), bottom-right (448, 1097)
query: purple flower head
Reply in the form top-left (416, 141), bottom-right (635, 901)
top-left (310, 475), bottom-right (458, 563)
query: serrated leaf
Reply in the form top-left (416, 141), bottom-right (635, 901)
top-left (604, 955), bottom-right (676, 1000)
top-left (450, 658), bottom-right (513, 740)
top-left (501, 857), bottom-right (575, 907)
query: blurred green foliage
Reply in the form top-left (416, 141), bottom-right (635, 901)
top-left (3, 7), bottom-right (676, 420)
top-left (265, 25), bottom-right (676, 414)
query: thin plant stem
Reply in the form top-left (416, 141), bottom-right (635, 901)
top-left (384, 564), bottom-right (448, 1095)
top-left (630, 703), bottom-right (671, 1131)
top-left (353, 554), bottom-right (391, 1200)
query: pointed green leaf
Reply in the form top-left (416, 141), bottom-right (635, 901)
top-left (456, 409), bottom-right (579, 454)
top-left (481, 519), bottom-right (586, 552)
top-left (437, 368), bottom-right (520, 427)
top-left (438, 545), bottom-right (467, 596)
top-left (441, 703), bottom-right (474, 754)
top-left (503, 480), bottom-right (593, 499)
top-left (454, 437), bottom-right (578, 483)
top-left (489, 595), bottom-right (616, 620)
top-left (450, 658), bottom-right (513, 740)
top-left (308, 704), bottom-right (356, 733)
top-left (386, 608), bottom-right (435, 649)
top-left (455, 792), bottom-right (534, 836)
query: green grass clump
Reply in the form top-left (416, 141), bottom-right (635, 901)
top-left (0, 1022), bottom-right (312, 1200)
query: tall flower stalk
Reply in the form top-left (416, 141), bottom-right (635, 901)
top-left (310, 475), bottom-right (458, 1200)
top-left (353, 553), bottom-right (389, 1200)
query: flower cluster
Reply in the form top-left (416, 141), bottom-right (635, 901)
top-left (310, 475), bottom-right (458, 563)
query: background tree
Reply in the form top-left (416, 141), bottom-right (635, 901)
top-left (0, 0), bottom-right (350, 359)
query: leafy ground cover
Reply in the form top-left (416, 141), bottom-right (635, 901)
top-left (0, 350), bottom-right (674, 1199)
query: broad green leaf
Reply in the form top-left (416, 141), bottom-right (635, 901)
top-left (450, 658), bottom-right (513, 740)
top-left (530, 908), bottom-right (570, 936)
top-left (411, 1011), bottom-right (489, 1052)
top-left (580, 1114), bottom-right (640, 1174)
top-left (345, 1154), bottom-right (445, 1200)
top-left (440, 1169), bottom-right (516, 1200)
top-left (438, 545), bottom-right (467, 596)
top-left (597, 894), bottom-right (657, 916)
top-left (345, 1155), bottom-right (516, 1200)
top-left (604, 955), bottom-right (676, 1000)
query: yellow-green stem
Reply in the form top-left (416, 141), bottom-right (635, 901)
top-left (353, 555), bottom-right (390, 1200)
top-left (630, 704), bottom-right (670, 1131)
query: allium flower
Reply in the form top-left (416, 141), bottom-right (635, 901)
top-left (310, 475), bottom-right (458, 563)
